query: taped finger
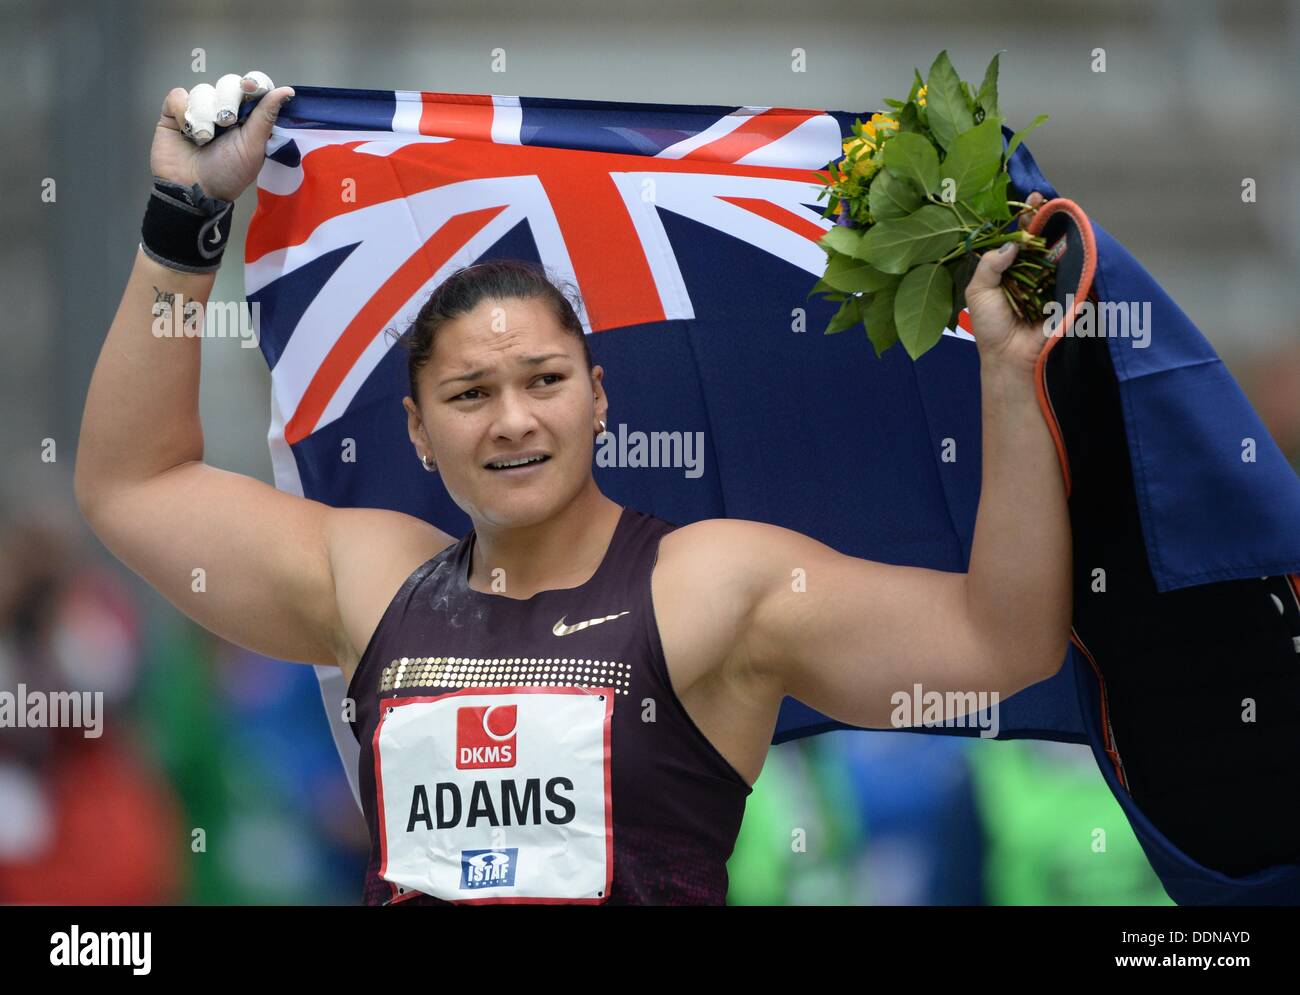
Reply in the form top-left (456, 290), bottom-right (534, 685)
top-left (241, 70), bottom-right (273, 100)
top-left (184, 83), bottom-right (217, 145)
top-left (213, 73), bottom-right (243, 127)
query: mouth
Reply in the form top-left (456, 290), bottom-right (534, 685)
top-left (483, 452), bottom-right (552, 473)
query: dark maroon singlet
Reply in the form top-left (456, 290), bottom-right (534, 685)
top-left (346, 505), bottom-right (753, 905)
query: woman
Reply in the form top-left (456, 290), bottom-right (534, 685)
top-left (74, 72), bottom-right (1070, 905)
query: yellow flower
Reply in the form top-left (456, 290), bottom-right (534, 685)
top-left (850, 156), bottom-right (879, 181)
top-left (864, 113), bottom-right (898, 140)
top-left (916, 84), bottom-right (928, 107)
top-left (842, 135), bottom-right (874, 156)
top-left (839, 134), bottom-right (881, 183)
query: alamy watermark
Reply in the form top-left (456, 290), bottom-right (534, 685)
top-left (890, 682), bottom-right (1000, 738)
top-left (1043, 294), bottom-right (1151, 349)
top-left (152, 289), bottom-right (260, 349)
top-left (594, 422), bottom-right (704, 479)
top-left (0, 685), bottom-right (103, 738)
top-left (50, 926), bottom-right (150, 975)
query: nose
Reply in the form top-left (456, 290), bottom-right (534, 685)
top-left (488, 385), bottom-right (539, 442)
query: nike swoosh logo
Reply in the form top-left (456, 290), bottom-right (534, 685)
top-left (208, 227), bottom-right (222, 245)
top-left (553, 611), bottom-right (630, 637)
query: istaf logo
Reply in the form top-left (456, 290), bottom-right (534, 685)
top-left (456, 704), bottom-right (517, 769)
top-left (461, 848), bottom-right (518, 890)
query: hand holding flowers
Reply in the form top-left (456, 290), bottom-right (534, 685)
top-left (812, 51), bottom-right (1056, 360)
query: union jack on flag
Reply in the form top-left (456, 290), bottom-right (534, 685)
top-left (245, 88), bottom-right (976, 490)
top-left (245, 86), bottom-right (1300, 905)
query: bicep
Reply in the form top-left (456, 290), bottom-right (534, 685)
top-left (83, 460), bottom-right (346, 667)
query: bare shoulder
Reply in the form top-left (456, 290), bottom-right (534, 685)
top-left (327, 507), bottom-right (457, 678)
top-left (651, 516), bottom-right (814, 690)
top-left (655, 517), bottom-right (830, 596)
top-left (650, 517), bottom-right (796, 783)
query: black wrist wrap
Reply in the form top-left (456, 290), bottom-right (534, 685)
top-left (140, 176), bottom-right (234, 274)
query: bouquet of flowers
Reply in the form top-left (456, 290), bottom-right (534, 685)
top-left (812, 50), bottom-right (1053, 358)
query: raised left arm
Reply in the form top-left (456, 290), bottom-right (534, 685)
top-left (690, 201), bottom-right (1072, 731)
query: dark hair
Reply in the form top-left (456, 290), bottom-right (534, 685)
top-left (391, 259), bottom-right (593, 403)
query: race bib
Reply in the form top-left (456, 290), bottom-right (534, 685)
top-left (374, 686), bottom-right (613, 904)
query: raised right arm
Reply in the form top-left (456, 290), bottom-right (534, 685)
top-left (74, 77), bottom-right (450, 671)
top-left (75, 246), bottom-right (352, 666)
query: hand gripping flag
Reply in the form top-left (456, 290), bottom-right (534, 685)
top-left (243, 87), bottom-right (1300, 905)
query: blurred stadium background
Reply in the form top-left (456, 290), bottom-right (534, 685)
top-left (1, 0), bottom-right (1295, 904)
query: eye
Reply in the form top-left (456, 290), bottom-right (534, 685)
top-left (451, 387), bottom-right (484, 401)
top-left (534, 373), bottom-right (564, 387)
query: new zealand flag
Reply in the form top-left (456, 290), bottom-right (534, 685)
top-left (244, 86), bottom-right (1300, 904)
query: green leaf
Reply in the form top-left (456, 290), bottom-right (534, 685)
top-left (857, 204), bottom-right (965, 274)
top-left (824, 294), bottom-right (863, 335)
top-left (907, 68), bottom-right (924, 103)
top-left (937, 118), bottom-right (1005, 202)
top-left (976, 52), bottom-right (1001, 119)
top-left (924, 50), bottom-right (975, 151)
top-left (881, 132), bottom-right (940, 196)
top-left (807, 276), bottom-right (835, 299)
top-left (949, 199), bottom-right (984, 227)
top-left (818, 226), bottom-right (865, 258)
top-left (824, 253), bottom-right (897, 293)
top-left (808, 276), bottom-right (847, 303)
top-left (868, 168), bottom-right (923, 221)
top-left (966, 171), bottom-right (1011, 222)
top-left (882, 98), bottom-right (905, 109)
top-left (894, 262), bottom-right (954, 360)
top-left (898, 101), bottom-right (921, 134)
top-left (864, 284), bottom-right (899, 357)
top-left (1005, 113), bottom-right (1049, 161)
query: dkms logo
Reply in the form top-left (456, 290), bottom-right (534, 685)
top-left (460, 848), bottom-right (518, 890)
top-left (456, 704), bottom-right (517, 769)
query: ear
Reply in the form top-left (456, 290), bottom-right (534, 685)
top-left (403, 396), bottom-right (430, 454)
top-left (590, 365), bottom-right (609, 424)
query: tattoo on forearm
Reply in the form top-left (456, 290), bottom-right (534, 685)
top-left (152, 285), bottom-right (200, 324)
top-left (152, 285), bottom-right (175, 317)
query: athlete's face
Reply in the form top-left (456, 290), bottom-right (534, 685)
top-left (403, 295), bottom-right (607, 528)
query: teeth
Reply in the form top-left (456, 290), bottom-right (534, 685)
top-left (490, 455), bottom-right (546, 469)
